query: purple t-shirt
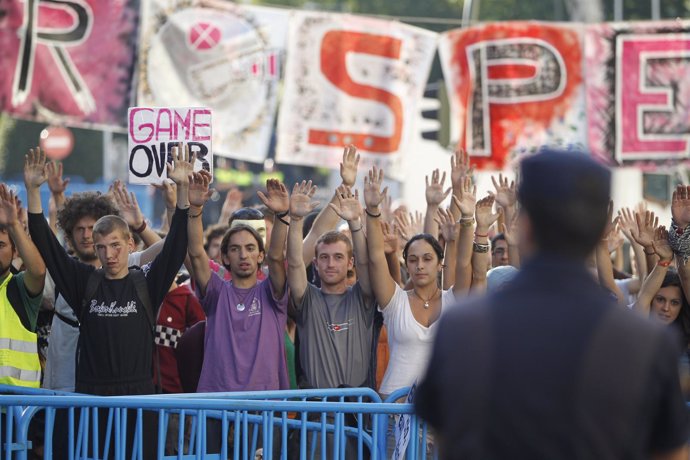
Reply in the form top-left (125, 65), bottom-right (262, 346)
top-left (196, 273), bottom-right (289, 392)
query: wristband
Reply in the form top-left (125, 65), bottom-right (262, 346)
top-left (189, 209), bottom-right (203, 218)
top-left (350, 225), bottom-right (363, 233)
top-left (658, 260), bottom-right (672, 267)
top-left (473, 241), bottom-right (490, 253)
top-left (276, 210), bottom-right (289, 218)
top-left (458, 217), bottom-right (475, 228)
top-left (475, 232), bottom-right (488, 238)
top-left (278, 215), bottom-right (290, 226)
top-left (365, 209), bottom-right (381, 218)
top-left (132, 220), bottom-right (147, 234)
top-left (643, 249), bottom-right (655, 256)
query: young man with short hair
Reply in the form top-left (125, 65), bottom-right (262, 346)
top-left (187, 173), bottom-right (290, 392)
top-left (287, 182), bottom-right (374, 389)
top-left (26, 146), bottom-right (191, 396)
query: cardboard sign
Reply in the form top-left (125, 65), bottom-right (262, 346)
top-left (128, 107), bottom-right (213, 184)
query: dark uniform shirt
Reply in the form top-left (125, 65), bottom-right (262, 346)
top-left (416, 255), bottom-right (689, 459)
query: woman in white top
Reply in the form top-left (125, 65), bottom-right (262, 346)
top-left (363, 166), bottom-right (493, 396)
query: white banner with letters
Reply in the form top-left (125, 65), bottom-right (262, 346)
top-left (276, 12), bottom-right (437, 180)
top-left (128, 107), bottom-right (212, 184)
top-left (137, 0), bottom-right (288, 163)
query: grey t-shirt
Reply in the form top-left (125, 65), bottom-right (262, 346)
top-left (296, 282), bottom-right (375, 389)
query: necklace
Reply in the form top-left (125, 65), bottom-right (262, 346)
top-left (412, 286), bottom-right (439, 309)
top-left (233, 284), bottom-right (253, 312)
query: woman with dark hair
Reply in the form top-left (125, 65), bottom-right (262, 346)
top-left (363, 166), bottom-right (485, 396)
top-left (632, 226), bottom-right (690, 347)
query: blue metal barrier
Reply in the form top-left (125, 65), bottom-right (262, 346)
top-left (0, 385), bottom-right (436, 460)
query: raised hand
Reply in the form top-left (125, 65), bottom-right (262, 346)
top-left (112, 180), bottom-right (144, 228)
top-left (339, 144), bottom-right (360, 187)
top-left (617, 207), bottom-right (638, 243)
top-left (633, 210), bottom-right (658, 249)
top-left (501, 213), bottom-right (519, 246)
top-left (395, 212), bottom-right (413, 242)
top-left (153, 179), bottom-right (177, 211)
top-left (257, 179), bottom-right (289, 214)
top-left (24, 147), bottom-right (48, 190)
top-left (0, 184), bottom-right (20, 227)
top-left (381, 221), bottom-right (399, 255)
top-left (411, 210), bottom-right (424, 235)
top-left (435, 207), bottom-right (458, 243)
top-left (607, 225), bottom-right (625, 254)
top-left (450, 149), bottom-right (473, 191)
top-left (189, 170), bottom-right (213, 208)
top-left (672, 185), bottom-right (690, 229)
top-left (166, 143), bottom-right (194, 185)
top-left (475, 195), bottom-right (501, 231)
top-left (290, 180), bottom-right (319, 219)
top-left (454, 176), bottom-right (476, 217)
top-left (46, 161), bottom-right (70, 195)
top-left (425, 169), bottom-right (451, 207)
top-left (363, 166), bottom-right (388, 210)
top-left (329, 184), bottom-right (362, 222)
top-left (602, 200), bottom-right (619, 240)
top-left (652, 225), bottom-right (673, 262)
top-left (489, 173), bottom-right (517, 209)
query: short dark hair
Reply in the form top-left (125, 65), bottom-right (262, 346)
top-left (220, 224), bottom-right (265, 272)
top-left (204, 224), bottom-right (229, 252)
top-left (57, 192), bottom-right (120, 237)
top-left (315, 231), bottom-right (353, 258)
top-left (491, 233), bottom-right (506, 251)
top-left (518, 149), bottom-right (610, 259)
top-left (403, 233), bottom-right (444, 265)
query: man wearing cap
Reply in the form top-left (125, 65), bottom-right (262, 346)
top-left (416, 149), bottom-right (689, 459)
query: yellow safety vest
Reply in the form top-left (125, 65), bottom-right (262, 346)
top-left (0, 273), bottom-right (41, 388)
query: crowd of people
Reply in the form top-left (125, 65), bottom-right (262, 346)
top-left (1, 144), bottom-right (690, 457)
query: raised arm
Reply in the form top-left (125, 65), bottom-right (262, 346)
top-left (0, 185), bottom-right (45, 296)
top-left (619, 207), bottom-right (648, 280)
top-left (633, 226), bottom-right (674, 314)
top-left (187, 170), bottom-right (213, 296)
top-left (436, 207), bottom-right (458, 290)
top-left (596, 202), bottom-right (626, 303)
top-left (46, 161), bottom-right (69, 233)
top-left (257, 179), bottom-right (290, 298)
top-left (287, 181), bottom-right (320, 305)
top-left (489, 173), bottom-right (517, 236)
top-left (632, 210), bottom-right (659, 274)
top-left (329, 184), bottom-right (372, 299)
top-left (381, 221), bottom-right (403, 286)
top-left (423, 169), bottom-right (451, 239)
top-left (302, 145), bottom-right (359, 264)
top-left (364, 166), bottom-right (396, 308)
top-left (454, 177), bottom-right (477, 295)
top-left (471, 195), bottom-right (500, 292)
top-left (502, 213), bottom-right (520, 268)
top-left (112, 180), bottom-right (161, 248)
top-left (669, 186), bottom-right (690, 301)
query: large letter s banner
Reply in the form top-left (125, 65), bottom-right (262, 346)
top-left (0, 0), bottom-right (138, 125)
top-left (276, 12), bottom-right (437, 180)
top-left (586, 21), bottom-right (690, 164)
top-left (440, 22), bottom-right (586, 170)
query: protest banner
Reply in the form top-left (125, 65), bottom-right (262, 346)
top-left (439, 22), bottom-right (587, 170)
top-left (276, 11), bottom-right (437, 181)
top-left (586, 21), bottom-right (690, 164)
top-left (0, 0), bottom-right (138, 126)
top-left (137, 0), bottom-right (288, 163)
top-left (128, 107), bottom-right (213, 185)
